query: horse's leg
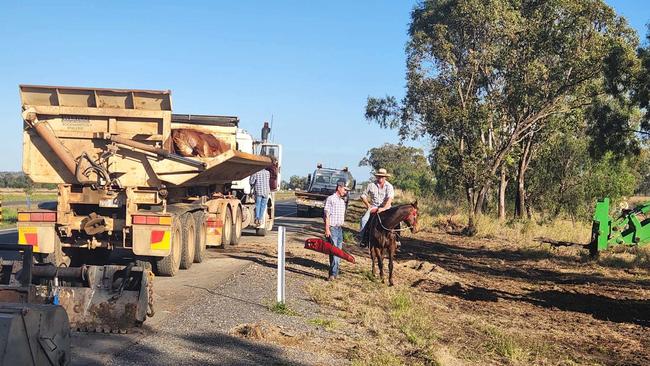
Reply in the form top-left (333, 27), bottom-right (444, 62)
top-left (377, 248), bottom-right (385, 283)
top-left (388, 241), bottom-right (395, 287)
top-left (370, 247), bottom-right (376, 278)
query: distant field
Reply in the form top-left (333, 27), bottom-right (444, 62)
top-left (0, 191), bottom-right (57, 203)
top-left (275, 191), bottom-right (295, 201)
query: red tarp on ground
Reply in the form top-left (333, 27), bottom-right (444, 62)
top-left (304, 238), bottom-right (355, 263)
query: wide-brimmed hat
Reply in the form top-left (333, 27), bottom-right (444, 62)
top-left (373, 168), bottom-right (391, 177)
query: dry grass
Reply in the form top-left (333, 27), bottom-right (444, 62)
top-left (597, 246), bottom-right (650, 269)
top-left (303, 264), bottom-right (535, 366)
top-left (308, 317), bottom-right (338, 331)
top-left (275, 191), bottom-right (295, 201)
top-left (284, 190), bottom-right (650, 365)
top-left (392, 192), bottom-right (592, 249)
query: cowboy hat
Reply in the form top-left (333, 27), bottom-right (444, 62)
top-left (373, 168), bottom-right (392, 177)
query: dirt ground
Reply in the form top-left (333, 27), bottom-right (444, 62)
top-left (233, 213), bottom-right (650, 366)
top-left (92, 198), bottom-right (650, 366)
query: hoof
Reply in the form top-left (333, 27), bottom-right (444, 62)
top-left (388, 281), bottom-right (394, 287)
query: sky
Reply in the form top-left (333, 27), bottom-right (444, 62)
top-left (0, 1), bottom-right (648, 182)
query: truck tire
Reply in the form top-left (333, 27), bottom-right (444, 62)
top-left (231, 206), bottom-right (242, 245)
top-left (156, 216), bottom-right (182, 276)
top-left (221, 208), bottom-right (233, 249)
top-left (193, 211), bottom-right (207, 263)
top-left (180, 213), bottom-right (196, 270)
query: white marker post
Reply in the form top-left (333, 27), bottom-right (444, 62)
top-left (277, 226), bottom-right (286, 304)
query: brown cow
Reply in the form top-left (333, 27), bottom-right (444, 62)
top-left (172, 129), bottom-right (231, 157)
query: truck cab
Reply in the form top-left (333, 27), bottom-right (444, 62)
top-left (230, 123), bottom-right (282, 235)
top-left (295, 165), bottom-right (355, 217)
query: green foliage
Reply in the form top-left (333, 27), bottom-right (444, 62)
top-left (0, 172), bottom-right (55, 189)
top-left (366, 0), bottom-right (638, 227)
top-left (527, 131), bottom-right (638, 220)
top-left (308, 318), bottom-right (337, 330)
top-left (268, 302), bottom-right (298, 316)
top-left (286, 175), bottom-right (307, 190)
top-left (359, 143), bottom-right (435, 196)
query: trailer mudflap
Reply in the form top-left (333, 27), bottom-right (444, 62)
top-left (132, 224), bottom-right (172, 256)
top-left (17, 223), bottom-right (56, 254)
top-left (205, 213), bottom-right (223, 246)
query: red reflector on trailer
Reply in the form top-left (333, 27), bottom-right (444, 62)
top-left (150, 230), bottom-right (165, 243)
top-left (146, 216), bottom-right (159, 225)
top-left (30, 213), bottom-right (43, 222)
top-left (24, 233), bottom-right (38, 246)
top-left (132, 215), bottom-right (147, 224)
top-left (42, 212), bottom-right (56, 222)
top-left (207, 219), bottom-right (223, 228)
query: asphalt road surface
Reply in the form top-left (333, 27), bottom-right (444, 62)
top-left (0, 199), bottom-right (318, 365)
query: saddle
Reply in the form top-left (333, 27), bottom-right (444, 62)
top-left (362, 212), bottom-right (401, 247)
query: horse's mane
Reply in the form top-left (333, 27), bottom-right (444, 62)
top-left (379, 203), bottom-right (413, 218)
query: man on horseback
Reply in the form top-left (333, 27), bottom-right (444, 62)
top-left (359, 168), bottom-right (395, 247)
top-left (324, 180), bottom-right (350, 281)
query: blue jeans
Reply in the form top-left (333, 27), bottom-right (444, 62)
top-left (328, 226), bottom-right (343, 277)
top-left (255, 195), bottom-right (268, 221)
top-left (359, 208), bottom-right (374, 241)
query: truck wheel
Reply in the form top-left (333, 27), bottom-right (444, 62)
top-left (193, 211), bottom-right (207, 263)
top-left (221, 208), bottom-right (233, 249)
top-left (231, 207), bottom-right (242, 245)
top-left (180, 213), bottom-right (196, 270)
top-left (156, 216), bottom-right (182, 276)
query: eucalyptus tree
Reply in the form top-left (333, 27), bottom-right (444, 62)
top-left (366, 0), bottom-right (637, 231)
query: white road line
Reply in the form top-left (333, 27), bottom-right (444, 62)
top-left (0, 228), bottom-right (17, 234)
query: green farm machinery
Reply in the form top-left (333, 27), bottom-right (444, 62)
top-left (589, 198), bottom-right (650, 256)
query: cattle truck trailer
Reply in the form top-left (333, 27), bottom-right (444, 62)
top-left (18, 85), bottom-right (280, 278)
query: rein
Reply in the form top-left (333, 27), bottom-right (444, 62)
top-left (375, 207), bottom-right (417, 233)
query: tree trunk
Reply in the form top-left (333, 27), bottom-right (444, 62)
top-left (475, 184), bottom-right (488, 217)
top-left (465, 186), bottom-right (477, 235)
top-left (498, 166), bottom-right (508, 221)
top-left (515, 134), bottom-right (534, 219)
top-left (515, 162), bottom-right (526, 218)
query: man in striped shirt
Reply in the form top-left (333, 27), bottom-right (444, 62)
top-left (250, 168), bottom-right (271, 226)
top-left (359, 168), bottom-right (395, 247)
top-left (324, 180), bottom-right (349, 281)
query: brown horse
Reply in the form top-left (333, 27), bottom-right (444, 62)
top-left (367, 202), bottom-right (418, 286)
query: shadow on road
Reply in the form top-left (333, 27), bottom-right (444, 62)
top-left (109, 330), bottom-right (305, 366)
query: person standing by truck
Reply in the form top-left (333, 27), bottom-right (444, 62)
top-left (358, 168), bottom-right (394, 247)
top-left (324, 180), bottom-right (349, 281)
top-left (250, 168), bottom-right (271, 226)
top-left (266, 156), bottom-right (279, 191)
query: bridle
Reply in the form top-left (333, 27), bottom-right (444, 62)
top-left (375, 205), bottom-right (417, 233)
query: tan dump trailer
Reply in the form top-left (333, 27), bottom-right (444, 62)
top-left (4, 85), bottom-right (273, 334)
